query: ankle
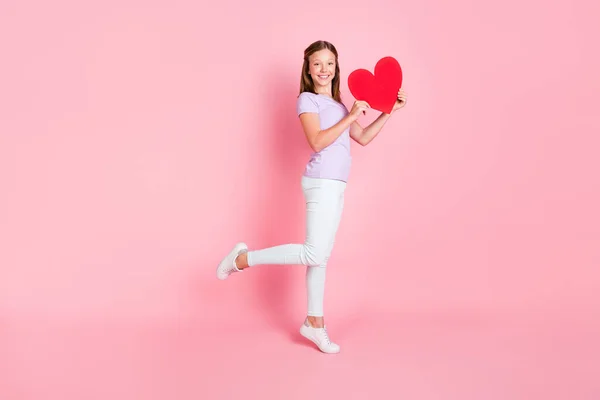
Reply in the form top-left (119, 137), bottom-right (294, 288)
top-left (306, 316), bottom-right (324, 328)
top-left (235, 252), bottom-right (249, 270)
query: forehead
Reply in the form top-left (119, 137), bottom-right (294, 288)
top-left (309, 49), bottom-right (336, 62)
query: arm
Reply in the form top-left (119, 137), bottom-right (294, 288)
top-left (349, 112), bottom-right (392, 146)
top-left (350, 88), bottom-right (408, 146)
top-left (299, 110), bottom-right (361, 153)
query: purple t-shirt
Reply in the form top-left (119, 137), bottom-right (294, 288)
top-left (296, 92), bottom-right (351, 182)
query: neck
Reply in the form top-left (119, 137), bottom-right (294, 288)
top-left (314, 85), bottom-right (332, 98)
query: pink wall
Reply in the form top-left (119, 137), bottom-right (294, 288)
top-left (1, 0), bottom-right (599, 326)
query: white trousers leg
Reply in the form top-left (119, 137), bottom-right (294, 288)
top-left (246, 176), bottom-right (346, 316)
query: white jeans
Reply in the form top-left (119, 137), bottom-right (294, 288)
top-left (246, 176), bottom-right (346, 316)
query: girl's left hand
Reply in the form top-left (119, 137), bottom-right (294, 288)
top-left (392, 88), bottom-right (407, 112)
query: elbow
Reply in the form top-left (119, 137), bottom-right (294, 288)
top-left (355, 136), bottom-right (367, 146)
top-left (310, 138), bottom-right (324, 153)
top-left (353, 129), bottom-right (367, 146)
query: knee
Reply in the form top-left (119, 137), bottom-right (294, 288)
top-left (303, 244), bottom-right (328, 267)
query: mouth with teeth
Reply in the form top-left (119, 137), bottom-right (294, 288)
top-left (317, 75), bottom-right (330, 80)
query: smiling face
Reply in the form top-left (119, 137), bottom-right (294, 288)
top-left (308, 49), bottom-right (337, 92)
top-left (299, 40), bottom-right (342, 102)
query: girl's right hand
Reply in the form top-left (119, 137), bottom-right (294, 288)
top-left (349, 100), bottom-right (370, 121)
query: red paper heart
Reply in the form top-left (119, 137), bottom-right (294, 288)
top-left (348, 56), bottom-right (403, 114)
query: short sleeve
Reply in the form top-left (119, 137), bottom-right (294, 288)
top-left (296, 92), bottom-right (319, 116)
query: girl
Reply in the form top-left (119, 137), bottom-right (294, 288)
top-left (217, 40), bottom-right (407, 353)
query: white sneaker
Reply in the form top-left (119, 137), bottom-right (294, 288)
top-left (216, 242), bottom-right (248, 280)
top-left (299, 319), bottom-right (340, 354)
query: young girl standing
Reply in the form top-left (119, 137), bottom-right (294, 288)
top-left (217, 40), bottom-right (407, 353)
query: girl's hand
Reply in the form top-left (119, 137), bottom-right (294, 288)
top-left (392, 88), bottom-right (407, 112)
top-left (349, 100), bottom-right (371, 121)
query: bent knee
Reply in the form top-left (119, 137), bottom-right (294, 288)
top-left (304, 245), bottom-right (329, 267)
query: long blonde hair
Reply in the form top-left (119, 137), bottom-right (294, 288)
top-left (299, 40), bottom-right (342, 103)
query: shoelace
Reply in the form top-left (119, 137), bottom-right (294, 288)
top-left (320, 327), bottom-right (332, 344)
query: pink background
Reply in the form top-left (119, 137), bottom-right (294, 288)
top-left (1, 0), bottom-right (599, 399)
